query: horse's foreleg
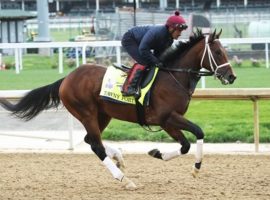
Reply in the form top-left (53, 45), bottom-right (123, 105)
top-left (148, 128), bottom-right (190, 161)
top-left (192, 139), bottom-right (203, 178)
top-left (164, 112), bottom-right (204, 177)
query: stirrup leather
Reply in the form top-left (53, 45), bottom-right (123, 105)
top-left (122, 63), bottom-right (146, 96)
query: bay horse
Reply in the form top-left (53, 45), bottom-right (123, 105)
top-left (0, 29), bottom-right (236, 190)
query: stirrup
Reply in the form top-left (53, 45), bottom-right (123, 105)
top-left (134, 90), bottom-right (141, 98)
top-left (122, 87), bottom-right (137, 97)
top-left (122, 91), bottom-right (136, 97)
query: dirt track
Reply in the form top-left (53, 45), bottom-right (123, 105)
top-left (0, 153), bottom-right (270, 200)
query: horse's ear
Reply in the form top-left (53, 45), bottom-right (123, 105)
top-left (217, 29), bottom-right (222, 39)
top-left (209, 29), bottom-right (216, 42)
top-left (193, 27), bottom-right (200, 36)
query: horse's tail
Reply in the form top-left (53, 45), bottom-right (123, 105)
top-left (0, 78), bottom-right (65, 121)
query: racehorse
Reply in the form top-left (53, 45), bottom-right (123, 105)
top-left (0, 29), bottom-right (236, 190)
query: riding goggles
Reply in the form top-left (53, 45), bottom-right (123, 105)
top-left (174, 23), bottom-right (188, 30)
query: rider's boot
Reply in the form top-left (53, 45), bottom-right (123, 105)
top-left (122, 63), bottom-right (146, 97)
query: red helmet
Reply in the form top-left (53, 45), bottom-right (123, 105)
top-left (166, 11), bottom-right (188, 30)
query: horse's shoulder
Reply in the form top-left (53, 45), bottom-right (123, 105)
top-left (80, 63), bottom-right (106, 69)
top-left (76, 64), bottom-right (106, 73)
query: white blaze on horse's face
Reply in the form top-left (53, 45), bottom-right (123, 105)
top-left (200, 35), bottom-right (236, 84)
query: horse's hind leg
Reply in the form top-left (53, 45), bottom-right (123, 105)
top-left (83, 114), bottom-right (135, 189)
top-left (148, 128), bottom-right (190, 161)
top-left (98, 113), bottom-right (125, 170)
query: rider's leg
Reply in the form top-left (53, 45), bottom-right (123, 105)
top-left (121, 33), bottom-right (147, 96)
top-left (122, 63), bottom-right (146, 96)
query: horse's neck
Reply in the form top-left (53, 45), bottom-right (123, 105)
top-left (176, 41), bottom-right (203, 70)
top-left (157, 69), bottom-right (200, 99)
top-left (165, 42), bottom-right (204, 95)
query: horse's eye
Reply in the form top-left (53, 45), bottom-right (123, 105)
top-left (216, 50), bottom-right (222, 57)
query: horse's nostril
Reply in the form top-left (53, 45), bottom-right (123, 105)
top-left (229, 75), bottom-right (236, 83)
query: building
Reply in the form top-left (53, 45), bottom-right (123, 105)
top-left (0, 9), bottom-right (36, 54)
top-left (0, 9), bottom-right (36, 43)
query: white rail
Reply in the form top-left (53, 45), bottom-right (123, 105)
top-left (0, 41), bottom-right (122, 74)
top-left (0, 38), bottom-right (269, 74)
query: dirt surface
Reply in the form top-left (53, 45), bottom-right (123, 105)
top-left (0, 153), bottom-right (270, 200)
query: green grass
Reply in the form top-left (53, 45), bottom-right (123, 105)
top-left (50, 28), bottom-right (82, 42)
top-left (0, 69), bottom-right (71, 89)
top-left (102, 100), bottom-right (270, 143)
top-left (1, 62), bottom-right (269, 90)
top-left (201, 67), bottom-right (270, 88)
top-left (0, 54), bottom-right (74, 89)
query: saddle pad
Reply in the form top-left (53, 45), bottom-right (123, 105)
top-left (100, 66), bottom-right (159, 105)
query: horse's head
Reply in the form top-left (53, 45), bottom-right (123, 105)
top-left (200, 29), bottom-right (236, 84)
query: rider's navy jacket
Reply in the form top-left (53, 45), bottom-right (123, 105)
top-left (124, 25), bottom-right (173, 66)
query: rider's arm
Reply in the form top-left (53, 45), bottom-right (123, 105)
top-left (138, 29), bottom-right (160, 67)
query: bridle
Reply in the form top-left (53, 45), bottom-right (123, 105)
top-left (158, 33), bottom-right (231, 95)
top-left (200, 35), bottom-right (231, 77)
top-left (159, 34), bottom-right (231, 77)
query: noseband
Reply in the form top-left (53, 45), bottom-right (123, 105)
top-left (200, 35), bottom-right (231, 77)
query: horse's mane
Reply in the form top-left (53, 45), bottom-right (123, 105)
top-left (160, 29), bottom-right (205, 65)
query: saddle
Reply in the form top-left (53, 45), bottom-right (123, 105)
top-left (114, 63), bottom-right (157, 100)
top-left (100, 64), bottom-right (159, 126)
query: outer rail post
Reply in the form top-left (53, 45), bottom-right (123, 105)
top-left (68, 112), bottom-right (74, 150)
top-left (58, 47), bottom-right (63, 74)
top-left (201, 69), bottom-right (206, 88)
top-left (15, 48), bottom-right (20, 74)
top-left (19, 48), bottom-right (23, 70)
top-left (82, 44), bottom-right (86, 64)
top-left (75, 47), bottom-right (80, 67)
top-left (252, 97), bottom-right (259, 152)
top-left (265, 43), bottom-right (269, 69)
top-left (116, 46), bottom-right (121, 65)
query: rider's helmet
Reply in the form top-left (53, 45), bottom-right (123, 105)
top-left (166, 11), bottom-right (188, 30)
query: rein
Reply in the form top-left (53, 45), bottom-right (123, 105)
top-left (158, 67), bottom-right (202, 98)
top-left (158, 66), bottom-right (214, 77)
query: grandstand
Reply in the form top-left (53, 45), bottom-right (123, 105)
top-left (0, 0), bottom-right (269, 42)
top-left (0, 0), bottom-right (269, 15)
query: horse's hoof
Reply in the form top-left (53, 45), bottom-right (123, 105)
top-left (122, 177), bottom-right (137, 190)
top-left (191, 166), bottom-right (200, 178)
top-left (125, 181), bottom-right (137, 190)
top-left (148, 149), bottom-right (162, 159)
